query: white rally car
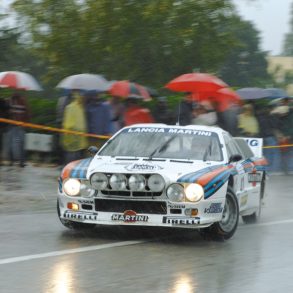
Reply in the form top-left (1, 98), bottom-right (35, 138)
top-left (57, 124), bottom-right (267, 240)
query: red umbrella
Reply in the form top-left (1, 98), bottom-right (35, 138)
top-left (109, 80), bottom-right (151, 101)
top-left (165, 73), bottom-right (228, 92)
top-left (0, 71), bottom-right (42, 91)
top-left (192, 88), bottom-right (242, 112)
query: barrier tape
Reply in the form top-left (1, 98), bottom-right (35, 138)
top-left (1, 117), bottom-right (293, 149)
top-left (0, 118), bottom-right (111, 140)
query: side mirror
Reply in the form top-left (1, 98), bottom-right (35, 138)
top-left (88, 146), bottom-right (99, 156)
top-left (228, 154), bottom-right (242, 163)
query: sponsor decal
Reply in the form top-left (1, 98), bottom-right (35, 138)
top-left (77, 199), bottom-right (94, 204)
top-left (248, 172), bottom-right (262, 183)
top-left (240, 194), bottom-right (248, 207)
top-left (111, 210), bottom-right (149, 223)
top-left (125, 163), bottom-right (162, 171)
top-left (126, 127), bottom-right (212, 136)
top-left (204, 203), bottom-right (223, 214)
top-left (162, 216), bottom-right (200, 225)
top-left (168, 204), bottom-right (186, 209)
top-left (64, 212), bottom-right (98, 221)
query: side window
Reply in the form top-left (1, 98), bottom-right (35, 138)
top-left (224, 134), bottom-right (242, 158)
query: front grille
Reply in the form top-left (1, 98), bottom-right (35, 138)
top-left (95, 199), bottom-right (167, 214)
top-left (100, 190), bottom-right (162, 197)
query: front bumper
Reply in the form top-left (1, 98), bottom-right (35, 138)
top-left (58, 195), bottom-right (225, 229)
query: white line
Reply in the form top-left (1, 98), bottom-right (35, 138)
top-left (0, 240), bottom-right (144, 265)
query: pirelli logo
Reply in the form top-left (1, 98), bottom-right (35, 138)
top-left (162, 217), bottom-right (200, 225)
top-left (64, 212), bottom-right (98, 221)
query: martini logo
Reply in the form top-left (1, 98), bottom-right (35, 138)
top-left (111, 210), bottom-right (149, 223)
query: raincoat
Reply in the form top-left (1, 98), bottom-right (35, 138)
top-left (61, 95), bottom-right (88, 152)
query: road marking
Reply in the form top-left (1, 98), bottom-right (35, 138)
top-left (0, 240), bottom-right (144, 265)
top-left (1, 218), bottom-right (293, 265)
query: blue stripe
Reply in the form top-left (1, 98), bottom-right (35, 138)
top-left (177, 164), bottom-right (224, 183)
top-left (205, 169), bottom-right (231, 190)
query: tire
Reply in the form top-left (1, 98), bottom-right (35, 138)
top-left (199, 187), bottom-right (239, 240)
top-left (57, 200), bottom-right (96, 231)
top-left (242, 179), bottom-right (264, 224)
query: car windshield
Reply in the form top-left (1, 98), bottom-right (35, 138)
top-left (99, 126), bottom-right (223, 161)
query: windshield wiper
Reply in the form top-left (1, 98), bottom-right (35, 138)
top-left (148, 136), bottom-right (177, 160)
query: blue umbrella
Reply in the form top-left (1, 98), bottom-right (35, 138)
top-left (263, 88), bottom-right (288, 99)
top-left (236, 87), bottom-right (268, 100)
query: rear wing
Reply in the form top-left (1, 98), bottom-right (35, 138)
top-left (235, 137), bottom-right (263, 158)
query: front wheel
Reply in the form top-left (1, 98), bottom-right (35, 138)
top-left (199, 187), bottom-right (239, 240)
top-left (57, 200), bottom-right (96, 231)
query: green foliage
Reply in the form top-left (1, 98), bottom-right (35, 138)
top-left (12, 0), bottom-right (238, 88)
top-left (218, 16), bottom-right (272, 87)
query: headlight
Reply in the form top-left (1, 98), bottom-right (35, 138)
top-left (185, 183), bottom-right (204, 202)
top-left (128, 174), bottom-right (145, 191)
top-left (110, 174), bottom-right (127, 190)
top-left (90, 172), bottom-right (108, 190)
top-left (148, 174), bottom-right (165, 192)
top-left (80, 182), bottom-right (96, 197)
top-left (166, 183), bottom-right (185, 202)
top-left (63, 178), bottom-right (81, 196)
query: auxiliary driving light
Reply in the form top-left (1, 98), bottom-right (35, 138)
top-left (63, 178), bottom-right (81, 196)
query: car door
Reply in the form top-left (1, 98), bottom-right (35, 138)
top-left (223, 134), bottom-right (249, 211)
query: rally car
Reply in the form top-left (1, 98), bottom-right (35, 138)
top-left (57, 124), bottom-right (267, 240)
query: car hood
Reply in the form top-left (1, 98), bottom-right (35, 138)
top-left (86, 156), bottom-right (222, 183)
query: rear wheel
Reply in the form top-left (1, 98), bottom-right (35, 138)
top-left (199, 187), bottom-right (239, 240)
top-left (57, 200), bottom-right (96, 230)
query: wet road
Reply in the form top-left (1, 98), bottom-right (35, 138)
top-left (0, 165), bottom-right (293, 293)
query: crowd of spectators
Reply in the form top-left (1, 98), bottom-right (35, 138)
top-left (1, 89), bottom-right (293, 174)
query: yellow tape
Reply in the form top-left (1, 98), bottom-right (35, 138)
top-left (0, 118), bottom-right (111, 140)
top-left (1, 117), bottom-right (293, 149)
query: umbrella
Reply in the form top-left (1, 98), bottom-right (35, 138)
top-left (165, 73), bottom-right (228, 92)
top-left (263, 88), bottom-right (288, 99)
top-left (195, 88), bottom-right (242, 112)
top-left (56, 73), bottom-right (111, 91)
top-left (0, 71), bottom-right (42, 91)
top-left (236, 87), bottom-right (267, 100)
top-left (109, 80), bottom-right (151, 101)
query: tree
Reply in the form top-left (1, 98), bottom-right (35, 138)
top-left (12, 0), bottom-right (240, 88)
top-left (283, 3), bottom-right (293, 56)
top-left (219, 16), bottom-right (271, 87)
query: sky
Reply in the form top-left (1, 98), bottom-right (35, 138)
top-left (233, 0), bottom-right (292, 55)
top-left (1, 0), bottom-right (292, 56)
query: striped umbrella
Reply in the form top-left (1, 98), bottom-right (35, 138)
top-left (109, 80), bottom-right (151, 101)
top-left (0, 71), bottom-right (42, 91)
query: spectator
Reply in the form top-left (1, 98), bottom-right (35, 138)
top-left (176, 92), bottom-right (194, 126)
top-left (123, 97), bottom-right (154, 126)
top-left (55, 91), bottom-right (73, 166)
top-left (152, 97), bottom-right (175, 125)
top-left (212, 99), bottom-right (240, 136)
top-left (238, 104), bottom-right (259, 137)
top-left (271, 99), bottom-right (293, 174)
top-left (7, 93), bottom-right (31, 167)
top-left (192, 101), bottom-right (217, 126)
top-left (255, 106), bottom-right (281, 173)
top-left (61, 90), bottom-right (88, 165)
top-left (108, 96), bottom-right (125, 132)
top-left (0, 97), bottom-right (10, 166)
top-left (86, 91), bottom-right (113, 135)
